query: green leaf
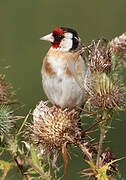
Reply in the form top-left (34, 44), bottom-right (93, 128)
top-left (0, 160), bottom-right (13, 180)
top-left (30, 144), bottom-right (41, 169)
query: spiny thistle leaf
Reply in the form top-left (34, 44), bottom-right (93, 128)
top-left (29, 144), bottom-right (48, 179)
top-left (85, 158), bottom-right (124, 180)
top-left (30, 144), bottom-right (43, 170)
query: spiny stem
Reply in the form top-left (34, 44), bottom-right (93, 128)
top-left (79, 143), bottom-right (94, 166)
top-left (96, 127), bottom-right (105, 168)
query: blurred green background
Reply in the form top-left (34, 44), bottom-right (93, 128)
top-left (0, 0), bottom-right (126, 179)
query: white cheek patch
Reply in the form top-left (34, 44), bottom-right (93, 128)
top-left (58, 32), bottom-right (73, 52)
top-left (59, 39), bottom-right (73, 51)
top-left (65, 32), bottom-right (73, 39)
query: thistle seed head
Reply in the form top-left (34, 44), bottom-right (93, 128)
top-left (30, 101), bottom-right (81, 154)
top-left (88, 72), bottom-right (125, 110)
top-left (88, 40), bottom-right (112, 72)
top-left (109, 33), bottom-right (126, 57)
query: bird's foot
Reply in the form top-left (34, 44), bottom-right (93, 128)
top-left (50, 105), bottom-right (59, 112)
top-left (68, 108), bottom-right (77, 119)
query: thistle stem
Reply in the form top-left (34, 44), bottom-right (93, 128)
top-left (14, 156), bottom-right (29, 180)
top-left (96, 126), bottom-right (105, 168)
top-left (79, 143), bottom-right (94, 165)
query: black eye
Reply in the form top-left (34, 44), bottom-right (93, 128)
top-left (59, 35), bottom-right (62, 39)
top-left (54, 34), bottom-right (63, 41)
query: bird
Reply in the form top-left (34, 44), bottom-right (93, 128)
top-left (40, 27), bottom-right (88, 109)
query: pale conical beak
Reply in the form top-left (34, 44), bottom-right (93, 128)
top-left (40, 33), bottom-right (54, 43)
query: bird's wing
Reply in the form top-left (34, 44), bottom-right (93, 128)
top-left (67, 51), bottom-right (92, 93)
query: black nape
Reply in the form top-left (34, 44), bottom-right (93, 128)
top-left (61, 27), bottom-right (79, 51)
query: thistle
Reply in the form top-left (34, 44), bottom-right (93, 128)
top-left (108, 33), bottom-right (126, 69)
top-left (108, 33), bottom-right (126, 57)
top-left (88, 72), bottom-right (125, 110)
top-left (81, 147), bottom-right (120, 179)
top-left (86, 39), bottom-right (125, 112)
top-left (0, 75), bottom-right (11, 102)
top-left (0, 74), bottom-right (15, 105)
top-left (29, 101), bottom-right (81, 154)
top-left (78, 37), bottom-right (126, 180)
top-left (0, 105), bottom-right (13, 136)
top-left (88, 40), bottom-right (112, 72)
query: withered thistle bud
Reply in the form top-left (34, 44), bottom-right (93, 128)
top-left (88, 72), bottom-right (125, 110)
top-left (30, 101), bottom-right (80, 154)
top-left (88, 40), bottom-right (112, 72)
top-left (108, 33), bottom-right (126, 57)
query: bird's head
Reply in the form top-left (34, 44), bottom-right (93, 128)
top-left (40, 27), bottom-right (80, 52)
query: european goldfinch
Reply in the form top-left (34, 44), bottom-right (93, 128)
top-left (40, 27), bottom-right (87, 109)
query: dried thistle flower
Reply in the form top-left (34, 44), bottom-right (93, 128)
top-left (88, 40), bottom-right (112, 72)
top-left (0, 105), bottom-right (13, 136)
top-left (88, 72), bottom-right (125, 110)
top-left (108, 33), bottom-right (126, 57)
top-left (29, 101), bottom-right (81, 154)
